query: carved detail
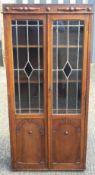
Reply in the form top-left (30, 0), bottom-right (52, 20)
top-left (11, 7), bottom-right (40, 11)
top-left (28, 7), bottom-right (40, 11)
top-left (53, 119), bottom-right (80, 133)
top-left (70, 6), bottom-right (75, 11)
top-left (57, 6), bottom-right (92, 12)
top-left (46, 7), bottom-right (51, 11)
top-left (16, 119), bottom-right (44, 135)
top-left (5, 7), bottom-right (10, 11)
top-left (75, 7), bottom-right (92, 11)
top-left (88, 7), bottom-right (92, 11)
top-left (57, 7), bottom-right (69, 11)
top-left (24, 7), bottom-right (28, 11)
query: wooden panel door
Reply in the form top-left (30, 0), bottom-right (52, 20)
top-left (52, 119), bottom-right (81, 163)
top-left (4, 14), bottom-right (47, 169)
top-left (16, 119), bottom-right (45, 169)
top-left (47, 15), bottom-right (89, 170)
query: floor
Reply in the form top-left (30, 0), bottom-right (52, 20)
top-left (0, 64), bottom-right (95, 175)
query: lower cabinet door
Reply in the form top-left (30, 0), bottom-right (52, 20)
top-left (16, 119), bottom-right (46, 169)
top-left (52, 119), bottom-right (81, 166)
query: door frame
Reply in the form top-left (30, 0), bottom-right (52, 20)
top-left (4, 14), bottom-right (48, 169)
top-left (47, 14), bottom-right (89, 169)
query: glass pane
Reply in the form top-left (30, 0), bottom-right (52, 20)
top-left (12, 20), bottom-right (44, 114)
top-left (18, 26), bottom-right (27, 45)
top-left (13, 48), bottom-right (17, 69)
top-left (29, 48), bottom-right (43, 69)
top-left (52, 20), bottom-right (84, 114)
top-left (19, 71), bottom-right (29, 111)
top-left (18, 48), bottom-right (27, 69)
top-left (53, 48), bottom-right (67, 69)
top-left (69, 48), bottom-right (77, 69)
top-left (12, 26), bottom-right (16, 45)
top-left (69, 27), bottom-right (78, 45)
top-left (29, 25), bottom-right (43, 45)
top-left (80, 26), bottom-right (84, 45)
top-left (30, 72), bottom-right (44, 113)
top-left (53, 21), bottom-right (67, 45)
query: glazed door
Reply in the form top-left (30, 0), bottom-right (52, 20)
top-left (10, 15), bottom-right (47, 169)
top-left (48, 15), bottom-right (89, 169)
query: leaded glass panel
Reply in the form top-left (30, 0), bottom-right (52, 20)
top-left (12, 20), bottom-right (44, 114)
top-left (52, 20), bottom-right (84, 114)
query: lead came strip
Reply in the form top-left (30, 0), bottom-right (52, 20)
top-left (76, 21), bottom-right (81, 113)
top-left (16, 20), bottom-right (21, 113)
top-left (38, 20), bottom-right (41, 113)
top-left (26, 20), bottom-right (31, 113)
top-left (56, 21), bottom-right (59, 114)
top-left (66, 20), bottom-right (69, 113)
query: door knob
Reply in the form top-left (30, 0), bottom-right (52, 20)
top-left (64, 130), bottom-right (69, 135)
top-left (28, 130), bottom-right (33, 134)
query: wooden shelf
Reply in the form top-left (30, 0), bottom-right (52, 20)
top-left (13, 45), bottom-right (43, 48)
top-left (53, 45), bottom-right (83, 48)
top-left (55, 80), bottom-right (81, 83)
top-left (13, 45), bottom-right (83, 49)
top-left (15, 80), bottom-right (81, 84)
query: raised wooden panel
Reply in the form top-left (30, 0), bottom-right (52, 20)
top-left (16, 119), bottom-right (45, 165)
top-left (52, 119), bottom-right (81, 163)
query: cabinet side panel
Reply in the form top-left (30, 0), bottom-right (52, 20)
top-left (3, 14), bottom-right (17, 167)
top-left (83, 14), bottom-right (92, 168)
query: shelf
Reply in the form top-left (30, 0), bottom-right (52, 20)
top-left (15, 80), bottom-right (81, 84)
top-left (13, 45), bottom-right (43, 48)
top-left (13, 45), bottom-right (83, 49)
top-left (53, 45), bottom-right (83, 48)
top-left (15, 80), bottom-right (43, 84)
top-left (55, 80), bottom-right (81, 83)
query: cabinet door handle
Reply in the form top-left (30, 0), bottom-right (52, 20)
top-left (64, 130), bottom-right (69, 135)
top-left (28, 130), bottom-right (33, 134)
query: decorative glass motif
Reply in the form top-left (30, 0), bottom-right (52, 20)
top-left (24, 61), bottom-right (33, 78)
top-left (63, 61), bottom-right (72, 78)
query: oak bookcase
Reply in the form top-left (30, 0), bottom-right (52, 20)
top-left (3, 4), bottom-right (93, 170)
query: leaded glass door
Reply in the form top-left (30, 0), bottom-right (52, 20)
top-left (11, 15), bottom-right (47, 168)
top-left (48, 15), bottom-right (88, 167)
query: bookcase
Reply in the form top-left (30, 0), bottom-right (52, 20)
top-left (3, 4), bottom-right (92, 170)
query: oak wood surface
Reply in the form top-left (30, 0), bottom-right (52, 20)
top-left (3, 4), bottom-right (92, 170)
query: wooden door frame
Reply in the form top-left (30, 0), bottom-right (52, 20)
top-left (3, 14), bottom-right (48, 169)
top-left (47, 14), bottom-right (89, 169)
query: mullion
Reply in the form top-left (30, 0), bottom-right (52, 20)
top-left (76, 21), bottom-right (81, 113)
top-left (26, 20), bottom-right (31, 113)
top-left (15, 20), bottom-right (21, 113)
top-left (56, 21), bottom-right (59, 114)
top-left (66, 20), bottom-right (69, 114)
top-left (38, 20), bottom-right (41, 113)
